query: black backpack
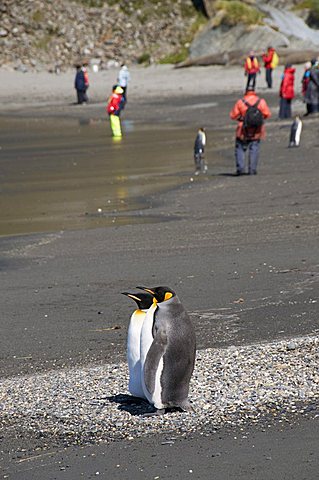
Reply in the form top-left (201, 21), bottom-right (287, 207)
top-left (242, 99), bottom-right (264, 138)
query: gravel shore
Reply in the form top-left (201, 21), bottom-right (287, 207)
top-left (1, 63), bottom-right (319, 479)
top-left (2, 335), bottom-right (318, 448)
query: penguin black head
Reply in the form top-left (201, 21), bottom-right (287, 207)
top-left (136, 286), bottom-right (176, 303)
top-left (121, 292), bottom-right (153, 310)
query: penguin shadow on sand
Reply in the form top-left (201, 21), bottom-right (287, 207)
top-left (107, 394), bottom-right (186, 416)
top-left (107, 393), bottom-right (155, 416)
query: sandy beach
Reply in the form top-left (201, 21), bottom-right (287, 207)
top-left (1, 63), bottom-right (319, 479)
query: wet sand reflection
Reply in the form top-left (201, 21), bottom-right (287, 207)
top-left (0, 117), bottom-right (200, 236)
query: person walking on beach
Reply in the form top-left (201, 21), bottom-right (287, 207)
top-left (194, 127), bottom-right (207, 175)
top-left (244, 51), bottom-right (260, 90)
top-left (106, 85), bottom-right (124, 138)
top-left (74, 65), bottom-right (87, 104)
top-left (279, 64), bottom-right (295, 119)
top-left (117, 63), bottom-right (130, 106)
top-left (262, 46), bottom-right (279, 88)
top-left (230, 86), bottom-right (271, 176)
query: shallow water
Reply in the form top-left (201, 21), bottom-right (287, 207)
top-left (0, 116), bottom-right (203, 236)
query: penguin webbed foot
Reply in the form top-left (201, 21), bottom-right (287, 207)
top-left (141, 408), bottom-right (166, 417)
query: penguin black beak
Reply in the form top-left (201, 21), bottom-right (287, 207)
top-left (136, 286), bottom-right (155, 295)
top-left (121, 292), bottom-right (142, 301)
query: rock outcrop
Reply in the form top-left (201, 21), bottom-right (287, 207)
top-left (1, 0), bottom-right (319, 72)
top-left (184, 1), bottom-right (319, 67)
top-left (0, 0), bottom-right (198, 71)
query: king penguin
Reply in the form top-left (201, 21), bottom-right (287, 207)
top-left (122, 292), bottom-right (153, 399)
top-left (137, 286), bottom-right (196, 413)
top-left (289, 115), bottom-right (302, 147)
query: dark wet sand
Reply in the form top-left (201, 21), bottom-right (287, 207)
top-left (3, 411), bottom-right (319, 480)
top-left (1, 90), bottom-right (319, 478)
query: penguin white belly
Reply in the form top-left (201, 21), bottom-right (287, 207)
top-left (152, 356), bottom-right (164, 409)
top-left (295, 121), bottom-right (302, 146)
top-left (140, 303), bottom-right (157, 403)
top-left (127, 311), bottom-right (146, 398)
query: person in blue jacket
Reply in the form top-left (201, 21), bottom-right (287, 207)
top-left (74, 65), bottom-right (87, 104)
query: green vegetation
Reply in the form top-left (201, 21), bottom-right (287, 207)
top-left (137, 52), bottom-right (151, 64)
top-left (32, 10), bottom-right (44, 22)
top-left (294, 0), bottom-right (319, 25)
top-left (214, 0), bottom-right (264, 26)
top-left (159, 46), bottom-right (189, 64)
top-left (295, 0), bottom-right (319, 11)
top-left (33, 34), bottom-right (53, 51)
top-left (74, 0), bottom-right (107, 6)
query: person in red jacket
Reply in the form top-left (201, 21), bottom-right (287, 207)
top-left (279, 64), bottom-right (295, 119)
top-left (244, 51), bottom-right (260, 90)
top-left (262, 46), bottom-right (277, 88)
top-left (230, 86), bottom-right (271, 175)
top-left (106, 85), bottom-right (124, 137)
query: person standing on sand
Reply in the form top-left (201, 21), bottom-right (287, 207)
top-left (302, 61), bottom-right (312, 116)
top-left (107, 85), bottom-right (124, 138)
top-left (117, 63), bottom-right (130, 106)
top-left (244, 51), bottom-right (260, 90)
top-left (262, 46), bottom-right (279, 88)
top-left (304, 59), bottom-right (319, 114)
top-left (74, 65), bottom-right (87, 104)
top-left (279, 64), bottom-right (295, 119)
top-left (194, 127), bottom-right (207, 175)
top-left (230, 86), bottom-right (271, 176)
top-left (82, 65), bottom-right (89, 102)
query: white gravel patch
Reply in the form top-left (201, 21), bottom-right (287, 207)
top-left (1, 335), bottom-right (318, 446)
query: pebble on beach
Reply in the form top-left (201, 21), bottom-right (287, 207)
top-left (1, 335), bottom-right (318, 447)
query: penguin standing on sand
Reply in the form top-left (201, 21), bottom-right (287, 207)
top-left (289, 115), bottom-right (302, 147)
top-left (122, 292), bottom-right (153, 399)
top-left (137, 286), bottom-right (196, 413)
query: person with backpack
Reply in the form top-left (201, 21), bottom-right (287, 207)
top-left (262, 46), bottom-right (279, 88)
top-left (244, 51), bottom-right (260, 90)
top-left (230, 86), bottom-right (271, 175)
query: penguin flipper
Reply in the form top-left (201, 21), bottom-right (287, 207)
top-left (144, 329), bottom-right (168, 396)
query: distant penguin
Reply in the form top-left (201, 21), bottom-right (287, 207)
top-left (289, 115), bottom-right (302, 147)
top-left (122, 292), bottom-right (153, 399)
top-left (137, 286), bottom-right (196, 413)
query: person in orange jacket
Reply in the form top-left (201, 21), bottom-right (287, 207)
top-left (244, 51), bottom-right (260, 90)
top-left (262, 46), bottom-right (277, 88)
top-left (230, 86), bottom-right (271, 175)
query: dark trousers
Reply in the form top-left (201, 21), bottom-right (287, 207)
top-left (265, 68), bottom-right (273, 88)
top-left (235, 139), bottom-right (260, 175)
top-left (246, 73), bottom-right (256, 89)
top-left (76, 88), bottom-right (88, 104)
top-left (279, 98), bottom-right (292, 119)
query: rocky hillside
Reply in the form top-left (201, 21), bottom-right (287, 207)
top-left (0, 0), bottom-right (203, 71)
top-left (1, 0), bottom-right (319, 71)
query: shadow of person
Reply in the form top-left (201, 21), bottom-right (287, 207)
top-left (217, 173), bottom-right (244, 177)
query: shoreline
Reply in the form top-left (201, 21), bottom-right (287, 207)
top-left (0, 64), bottom-right (306, 110)
top-left (1, 62), bottom-right (319, 479)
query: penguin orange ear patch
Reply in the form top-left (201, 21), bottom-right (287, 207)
top-left (164, 292), bottom-right (173, 301)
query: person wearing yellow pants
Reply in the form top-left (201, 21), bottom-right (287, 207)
top-left (109, 113), bottom-right (122, 137)
top-left (106, 85), bottom-right (124, 138)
